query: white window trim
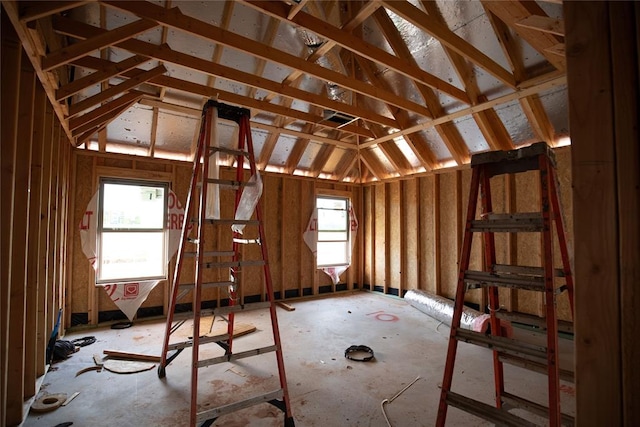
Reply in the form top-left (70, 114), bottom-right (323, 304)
top-left (96, 177), bottom-right (169, 284)
top-left (315, 193), bottom-right (351, 268)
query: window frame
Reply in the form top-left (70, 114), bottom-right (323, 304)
top-left (315, 194), bottom-right (351, 268)
top-left (96, 177), bottom-right (169, 284)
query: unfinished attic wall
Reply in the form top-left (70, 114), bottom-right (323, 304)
top-left (68, 151), bottom-right (362, 327)
top-left (362, 146), bottom-right (573, 321)
top-left (1, 13), bottom-right (73, 425)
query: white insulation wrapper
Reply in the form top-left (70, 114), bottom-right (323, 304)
top-left (404, 289), bottom-right (512, 337)
top-left (205, 107), bottom-right (220, 220)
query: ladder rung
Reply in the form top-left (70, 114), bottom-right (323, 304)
top-left (199, 178), bottom-right (256, 189)
top-left (202, 260), bottom-right (265, 269)
top-left (208, 146), bottom-right (249, 158)
top-left (495, 311), bottom-right (574, 334)
top-left (445, 391), bottom-right (538, 427)
top-left (196, 389), bottom-right (284, 423)
top-left (184, 251), bottom-right (235, 258)
top-left (233, 237), bottom-right (260, 245)
top-left (178, 281), bottom-right (234, 291)
top-left (455, 329), bottom-right (548, 361)
top-left (167, 334), bottom-right (229, 351)
top-left (493, 264), bottom-right (565, 277)
top-left (501, 392), bottom-right (575, 426)
top-left (471, 212), bottom-right (543, 232)
top-left (498, 353), bottom-right (575, 383)
top-left (172, 302), bottom-right (271, 322)
top-left (213, 301), bottom-right (271, 316)
top-left (464, 270), bottom-right (545, 292)
top-left (199, 218), bottom-right (260, 226)
top-left (198, 345), bottom-right (278, 368)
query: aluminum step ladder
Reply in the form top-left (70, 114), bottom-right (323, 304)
top-left (158, 100), bottom-right (295, 427)
top-left (436, 142), bottom-right (574, 427)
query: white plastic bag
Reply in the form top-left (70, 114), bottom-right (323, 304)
top-left (232, 172), bottom-right (263, 234)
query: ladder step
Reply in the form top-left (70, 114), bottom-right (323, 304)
top-left (445, 391), bottom-right (538, 427)
top-left (464, 270), bottom-right (545, 292)
top-left (455, 329), bottom-right (548, 361)
top-left (184, 251), bottom-right (235, 258)
top-left (493, 264), bottom-right (565, 278)
top-left (167, 334), bottom-right (230, 351)
top-left (233, 237), bottom-right (260, 245)
top-left (178, 281), bottom-right (234, 291)
top-left (501, 392), bottom-right (575, 426)
top-left (208, 146), bottom-right (249, 158)
top-left (202, 260), bottom-right (265, 269)
top-left (471, 212), bottom-right (543, 232)
top-left (173, 302), bottom-right (272, 322)
top-left (198, 178), bottom-right (257, 189)
top-left (498, 353), bottom-right (574, 383)
top-left (208, 219), bottom-right (259, 226)
top-left (198, 345), bottom-right (278, 368)
top-left (495, 311), bottom-right (574, 334)
top-left (196, 389), bottom-right (284, 423)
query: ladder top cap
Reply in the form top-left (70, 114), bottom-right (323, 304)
top-left (470, 142), bottom-right (555, 167)
top-left (204, 100), bottom-right (250, 124)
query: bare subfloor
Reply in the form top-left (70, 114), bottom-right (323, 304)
top-left (24, 291), bottom-right (575, 426)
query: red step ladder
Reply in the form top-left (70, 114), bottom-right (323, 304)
top-left (158, 100), bottom-right (295, 427)
top-left (436, 142), bottom-right (574, 426)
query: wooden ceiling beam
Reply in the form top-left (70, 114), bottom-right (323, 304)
top-left (482, 1), bottom-right (565, 71)
top-left (358, 148), bottom-right (388, 181)
top-left (360, 73), bottom-right (567, 148)
top-left (519, 95), bottom-right (556, 145)
top-left (69, 90), bottom-right (143, 131)
top-left (374, 7), bottom-right (467, 166)
top-left (68, 65), bottom-right (166, 117)
top-left (56, 54), bottom-right (148, 101)
top-left (284, 122), bottom-right (315, 174)
top-left (310, 143), bottom-right (336, 178)
top-left (252, 122), bottom-right (355, 149)
top-left (377, 140), bottom-right (414, 175)
top-left (484, 8), bottom-right (527, 83)
top-left (71, 95), bottom-right (141, 135)
top-left (101, 1), bottom-right (433, 119)
top-left (381, 0), bottom-right (516, 88)
top-left (19, 1), bottom-right (91, 23)
top-left (356, 55), bottom-right (437, 170)
top-left (53, 15), bottom-right (399, 129)
top-left (257, 118), bottom-right (282, 169)
top-left (422, 1), bottom-right (513, 155)
top-left (515, 15), bottom-right (564, 37)
top-left (245, 0), bottom-right (470, 103)
top-left (335, 149), bottom-right (359, 182)
top-left (42, 19), bottom-right (156, 71)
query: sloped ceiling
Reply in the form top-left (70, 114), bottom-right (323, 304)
top-left (3, 0), bottom-right (569, 183)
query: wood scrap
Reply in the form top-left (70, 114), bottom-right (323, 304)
top-left (102, 349), bottom-right (161, 362)
top-left (276, 302), bottom-right (295, 311)
top-left (103, 359), bottom-right (155, 374)
top-left (62, 392), bottom-right (80, 406)
top-left (206, 319), bottom-right (256, 337)
top-left (31, 393), bottom-right (67, 412)
top-left (75, 366), bottom-right (101, 377)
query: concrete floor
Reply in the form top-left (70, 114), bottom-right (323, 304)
top-left (24, 291), bottom-right (575, 426)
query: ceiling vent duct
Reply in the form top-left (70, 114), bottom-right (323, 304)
top-left (323, 110), bottom-right (358, 127)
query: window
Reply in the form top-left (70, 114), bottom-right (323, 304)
top-left (97, 178), bottom-right (168, 283)
top-left (316, 196), bottom-right (350, 267)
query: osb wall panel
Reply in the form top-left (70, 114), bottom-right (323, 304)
top-left (403, 180), bottom-right (419, 292)
top-left (374, 183), bottom-right (387, 288)
top-left (389, 182), bottom-right (402, 291)
top-left (69, 152), bottom-right (360, 325)
top-left (419, 176), bottom-right (437, 294)
top-left (70, 154), bottom-right (94, 314)
top-left (439, 172), bottom-right (458, 300)
top-left (361, 147), bottom-right (574, 320)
